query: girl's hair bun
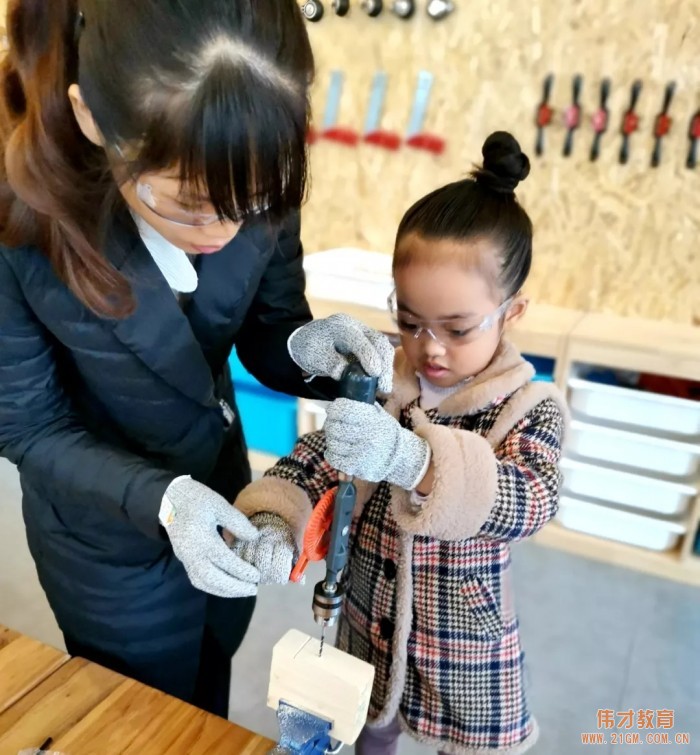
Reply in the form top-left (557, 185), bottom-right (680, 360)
top-left (473, 131), bottom-right (530, 194)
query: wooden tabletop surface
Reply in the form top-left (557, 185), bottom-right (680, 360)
top-left (0, 626), bottom-right (275, 754)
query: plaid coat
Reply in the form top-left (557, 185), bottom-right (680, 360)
top-left (237, 341), bottom-right (567, 754)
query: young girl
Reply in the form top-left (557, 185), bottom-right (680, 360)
top-left (0, 0), bottom-right (393, 714)
top-left (235, 131), bottom-right (567, 753)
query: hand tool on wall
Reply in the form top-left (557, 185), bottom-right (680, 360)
top-left (405, 70), bottom-right (446, 155)
top-left (563, 74), bottom-right (583, 157)
top-left (427, 0), bottom-right (454, 20)
top-left (362, 72), bottom-right (402, 150)
top-left (321, 70), bottom-right (359, 146)
top-left (590, 78), bottom-right (611, 161)
top-left (619, 79), bottom-right (642, 164)
top-left (291, 363), bottom-right (378, 657)
top-left (651, 81), bottom-right (676, 167)
top-left (301, 0), bottom-right (325, 22)
top-left (332, 0), bottom-right (350, 15)
top-left (392, 0), bottom-right (415, 18)
top-left (535, 73), bottom-right (554, 157)
top-left (687, 109), bottom-right (700, 169)
top-left (361, 0), bottom-right (383, 16)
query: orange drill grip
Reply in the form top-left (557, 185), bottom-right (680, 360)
top-left (289, 554), bottom-right (310, 583)
top-left (288, 487), bottom-right (338, 583)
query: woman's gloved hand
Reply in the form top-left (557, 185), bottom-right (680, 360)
top-left (231, 512), bottom-right (297, 585)
top-left (288, 314), bottom-right (395, 394)
top-left (162, 476), bottom-right (261, 597)
top-left (324, 399), bottom-right (431, 490)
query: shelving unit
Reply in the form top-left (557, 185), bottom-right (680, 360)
top-left (557, 312), bottom-right (700, 586)
top-left (303, 296), bottom-right (700, 586)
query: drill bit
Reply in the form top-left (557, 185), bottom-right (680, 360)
top-left (319, 621), bottom-right (327, 657)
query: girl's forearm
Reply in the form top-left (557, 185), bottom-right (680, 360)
top-left (415, 457), bottom-right (435, 496)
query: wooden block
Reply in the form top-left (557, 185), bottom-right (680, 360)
top-left (267, 629), bottom-right (375, 745)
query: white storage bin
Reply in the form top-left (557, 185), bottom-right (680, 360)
top-left (561, 458), bottom-right (697, 516)
top-left (297, 398), bottom-right (328, 435)
top-left (568, 374), bottom-right (700, 440)
top-left (304, 248), bottom-right (393, 311)
top-left (567, 419), bottom-right (700, 479)
top-left (557, 495), bottom-right (687, 552)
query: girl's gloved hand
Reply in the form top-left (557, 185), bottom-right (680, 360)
top-left (324, 399), bottom-right (431, 491)
top-left (231, 512), bottom-right (297, 585)
top-left (163, 476), bottom-right (261, 597)
top-left (288, 314), bottom-right (395, 394)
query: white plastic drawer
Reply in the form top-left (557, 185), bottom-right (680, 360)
top-left (297, 399), bottom-right (328, 435)
top-left (567, 419), bottom-right (700, 479)
top-left (557, 495), bottom-right (686, 552)
top-left (304, 248), bottom-right (393, 311)
top-left (568, 376), bottom-right (700, 440)
top-left (561, 458), bottom-right (697, 516)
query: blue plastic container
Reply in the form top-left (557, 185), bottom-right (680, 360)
top-left (229, 350), bottom-right (298, 457)
top-left (523, 354), bottom-right (556, 383)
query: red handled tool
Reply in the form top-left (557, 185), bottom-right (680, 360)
top-left (562, 74), bottom-right (583, 157)
top-left (405, 71), bottom-right (445, 155)
top-left (535, 74), bottom-right (554, 157)
top-left (619, 80), bottom-right (642, 164)
top-left (651, 81), bottom-right (676, 167)
top-left (321, 70), bottom-right (359, 146)
top-left (687, 109), bottom-right (700, 169)
top-left (363, 72), bottom-right (401, 151)
top-left (590, 78), bottom-right (611, 162)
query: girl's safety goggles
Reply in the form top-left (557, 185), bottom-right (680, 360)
top-left (388, 290), bottom-right (512, 346)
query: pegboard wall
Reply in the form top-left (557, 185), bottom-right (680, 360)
top-left (301, 1), bottom-right (700, 325)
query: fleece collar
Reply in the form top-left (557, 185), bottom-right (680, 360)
top-left (388, 340), bottom-right (535, 418)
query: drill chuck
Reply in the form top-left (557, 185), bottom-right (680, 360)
top-left (313, 580), bottom-right (346, 627)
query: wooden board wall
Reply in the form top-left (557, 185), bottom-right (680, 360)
top-left (301, 1), bottom-right (700, 325)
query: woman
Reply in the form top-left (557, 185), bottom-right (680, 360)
top-left (0, 0), bottom-right (392, 716)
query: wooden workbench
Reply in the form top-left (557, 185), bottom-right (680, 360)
top-left (0, 626), bottom-right (274, 755)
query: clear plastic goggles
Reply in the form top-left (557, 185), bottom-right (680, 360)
top-left (136, 181), bottom-right (270, 228)
top-left (387, 290), bottom-right (513, 346)
top-left (136, 181), bottom-right (223, 227)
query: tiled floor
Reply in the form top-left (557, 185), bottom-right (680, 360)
top-left (1, 457), bottom-right (698, 754)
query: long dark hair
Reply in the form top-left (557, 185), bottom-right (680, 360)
top-left (394, 131), bottom-right (533, 300)
top-left (0, 0), bottom-right (314, 317)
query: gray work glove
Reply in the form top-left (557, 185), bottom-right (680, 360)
top-left (163, 476), bottom-right (261, 598)
top-left (288, 314), bottom-right (395, 394)
top-left (324, 398), bottom-right (431, 490)
top-left (231, 512), bottom-right (297, 585)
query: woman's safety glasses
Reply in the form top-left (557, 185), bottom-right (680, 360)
top-left (136, 180), bottom-right (269, 228)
